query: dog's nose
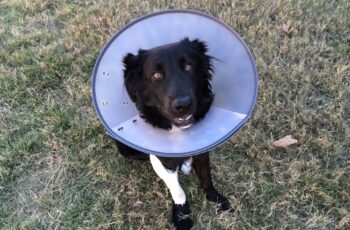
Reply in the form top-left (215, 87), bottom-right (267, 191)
top-left (172, 95), bottom-right (192, 113)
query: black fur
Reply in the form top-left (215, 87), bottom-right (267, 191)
top-left (122, 38), bottom-right (214, 129)
top-left (172, 201), bottom-right (193, 230)
top-left (116, 38), bottom-right (231, 229)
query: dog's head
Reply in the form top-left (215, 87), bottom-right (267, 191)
top-left (123, 38), bottom-right (214, 129)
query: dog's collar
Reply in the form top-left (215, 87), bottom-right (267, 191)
top-left (92, 9), bottom-right (258, 157)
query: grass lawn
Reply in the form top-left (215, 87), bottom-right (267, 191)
top-left (0, 0), bottom-right (349, 229)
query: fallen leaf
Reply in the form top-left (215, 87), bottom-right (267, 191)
top-left (50, 140), bottom-right (60, 151)
top-left (280, 23), bottom-right (293, 37)
top-left (273, 135), bottom-right (298, 149)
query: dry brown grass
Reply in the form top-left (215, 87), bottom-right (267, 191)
top-left (1, 0), bottom-right (349, 229)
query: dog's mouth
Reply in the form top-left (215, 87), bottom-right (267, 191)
top-left (173, 114), bottom-right (194, 129)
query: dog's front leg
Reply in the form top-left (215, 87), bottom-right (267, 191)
top-left (150, 155), bottom-right (193, 230)
top-left (193, 152), bottom-right (232, 212)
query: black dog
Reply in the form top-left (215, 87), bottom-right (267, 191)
top-left (115, 38), bottom-right (231, 229)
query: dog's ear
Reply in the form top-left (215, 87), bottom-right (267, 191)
top-left (183, 38), bottom-right (212, 73)
top-left (185, 38), bottom-right (214, 115)
top-left (182, 37), bottom-right (208, 55)
top-left (189, 39), bottom-right (208, 54)
top-left (122, 50), bottom-right (146, 102)
top-left (123, 49), bottom-right (146, 76)
top-left (185, 38), bottom-right (213, 76)
top-left (123, 53), bottom-right (138, 71)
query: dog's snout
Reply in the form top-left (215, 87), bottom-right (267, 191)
top-left (172, 95), bottom-right (192, 113)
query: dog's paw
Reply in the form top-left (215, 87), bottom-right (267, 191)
top-left (206, 191), bottom-right (233, 213)
top-left (172, 201), bottom-right (193, 230)
top-left (174, 217), bottom-right (193, 230)
top-left (216, 194), bottom-right (232, 213)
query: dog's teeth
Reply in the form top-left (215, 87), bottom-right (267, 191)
top-left (177, 115), bottom-right (192, 122)
top-left (185, 115), bottom-right (192, 120)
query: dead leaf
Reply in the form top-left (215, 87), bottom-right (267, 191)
top-left (273, 135), bottom-right (298, 149)
top-left (280, 23), bottom-right (293, 38)
top-left (50, 140), bottom-right (60, 151)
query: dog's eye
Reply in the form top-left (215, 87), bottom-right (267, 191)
top-left (152, 72), bottom-right (163, 81)
top-left (184, 64), bottom-right (192, 72)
